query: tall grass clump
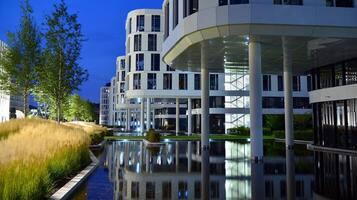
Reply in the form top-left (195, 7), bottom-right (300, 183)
top-left (64, 121), bottom-right (109, 144)
top-left (0, 119), bottom-right (91, 200)
top-left (0, 118), bottom-right (47, 140)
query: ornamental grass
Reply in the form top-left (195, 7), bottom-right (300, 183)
top-left (0, 119), bottom-right (91, 200)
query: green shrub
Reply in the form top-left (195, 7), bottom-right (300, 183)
top-left (228, 126), bottom-right (272, 136)
top-left (264, 115), bottom-right (285, 131)
top-left (294, 114), bottom-right (313, 130)
top-left (145, 129), bottom-right (161, 142)
top-left (273, 129), bottom-right (313, 141)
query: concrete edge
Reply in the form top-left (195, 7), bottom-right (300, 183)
top-left (307, 144), bottom-right (357, 156)
top-left (274, 138), bottom-right (313, 145)
top-left (50, 150), bottom-right (99, 200)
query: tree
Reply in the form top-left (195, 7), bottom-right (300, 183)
top-left (0, 0), bottom-right (41, 117)
top-left (63, 94), bottom-right (96, 122)
top-left (38, 0), bottom-right (88, 123)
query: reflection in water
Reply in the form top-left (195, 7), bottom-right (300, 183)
top-left (102, 141), bottom-right (314, 200)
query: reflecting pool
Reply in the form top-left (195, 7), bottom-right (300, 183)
top-left (70, 140), bottom-right (326, 200)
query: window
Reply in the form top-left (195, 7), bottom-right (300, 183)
top-left (278, 75), bottom-right (283, 91)
top-left (147, 73), bottom-right (157, 90)
top-left (152, 15), bottom-right (160, 32)
top-left (146, 182), bottom-right (155, 199)
top-left (184, 0), bottom-right (198, 17)
top-left (164, 3), bottom-right (170, 39)
top-left (128, 56), bottom-right (131, 72)
top-left (133, 74), bottom-right (141, 90)
top-left (136, 15), bottom-right (145, 32)
top-left (148, 34), bottom-right (157, 51)
top-left (210, 182), bottom-right (220, 198)
top-left (293, 76), bottom-right (301, 91)
top-left (131, 182), bottom-right (139, 199)
top-left (129, 18), bottom-right (132, 33)
top-left (167, 65), bottom-right (175, 71)
top-left (151, 54), bottom-right (160, 71)
top-left (265, 181), bottom-right (274, 198)
top-left (120, 59), bottom-right (125, 69)
top-left (307, 76), bottom-right (312, 91)
top-left (162, 182), bottom-right (171, 199)
top-left (194, 74), bottom-right (200, 90)
top-left (326, 0), bottom-right (354, 7)
top-left (121, 71), bottom-right (125, 82)
top-left (134, 35), bottom-right (142, 51)
top-left (210, 74), bottom-right (219, 90)
top-left (178, 182), bottom-right (188, 199)
top-left (194, 182), bottom-right (201, 199)
top-left (173, 0), bottom-right (179, 28)
top-left (274, 0), bottom-right (303, 5)
top-left (219, 0), bottom-right (228, 6)
top-left (163, 74), bottom-right (172, 90)
top-left (135, 54), bottom-right (144, 71)
top-left (230, 0), bottom-right (249, 4)
top-left (179, 74), bottom-right (188, 90)
top-left (263, 75), bottom-right (272, 91)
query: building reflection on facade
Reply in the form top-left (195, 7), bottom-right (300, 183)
top-left (104, 141), bottom-right (314, 200)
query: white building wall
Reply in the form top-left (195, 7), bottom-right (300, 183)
top-left (0, 40), bottom-right (10, 122)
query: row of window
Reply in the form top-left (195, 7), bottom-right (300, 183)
top-left (128, 15), bottom-right (161, 34)
top-left (133, 34), bottom-right (158, 52)
top-left (263, 97), bottom-right (311, 109)
top-left (127, 53), bottom-right (161, 72)
top-left (132, 73), bottom-right (219, 90)
top-left (311, 58), bottom-right (357, 90)
top-left (263, 75), bottom-right (311, 92)
top-left (219, 0), bottom-right (354, 7)
top-left (126, 181), bottom-right (220, 199)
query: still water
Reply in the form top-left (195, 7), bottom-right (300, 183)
top-left (70, 140), bottom-right (319, 200)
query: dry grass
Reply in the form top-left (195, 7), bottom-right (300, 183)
top-left (64, 121), bottom-right (108, 144)
top-left (0, 119), bottom-right (91, 200)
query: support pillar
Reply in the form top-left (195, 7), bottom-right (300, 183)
top-left (187, 98), bottom-right (192, 135)
top-left (201, 46), bottom-right (210, 150)
top-left (146, 98), bottom-right (151, 131)
top-left (283, 37), bottom-right (294, 149)
top-left (249, 41), bottom-right (263, 161)
top-left (126, 108), bottom-right (130, 131)
top-left (176, 98), bottom-right (180, 135)
top-left (140, 98), bottom-right (145, 134)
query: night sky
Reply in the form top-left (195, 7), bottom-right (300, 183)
top-left (0, 0), bottom-right (163, 103)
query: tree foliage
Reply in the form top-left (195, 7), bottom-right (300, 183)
top-left (0, 0), bottom-right (42, 116)
top-left (63, 94), bottom-right (96, 122)
top-left (37, 0), bottom-right (88, 123)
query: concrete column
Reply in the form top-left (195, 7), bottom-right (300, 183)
top-left (286, 149), bottom-right (296, 199)
top-left (201, 44), bottom-right (209, 150)
top-left (201, 148), bottom-right (210, 199)
top-left (249, 41), bottom-right (263, 161)
top-left (283, 37), bottom-right (294, 149)
top-left (176, 98), bottom-right (180, 135)
top-left (187, 98), bottom-right (192, 135)
top-left (126, 108), bottom-right (130, 131)
top-left (146, 98), bottom-right (151, 131)
top-left (140, 98), bottom-right (145, 134)
top-left (187, 141), bottom-right (192, 172)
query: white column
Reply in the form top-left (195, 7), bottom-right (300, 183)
top-left (201, 45), bottom-right (209, 149)
top-left (187, 141), bottom-right (192, 172)
top-left (126, 108), bottom-right (130, 131)
top-left (152, 106), bottom-right (156, 130)
top-left (140, 98), bottom-right (145, 134)
top-left (176, 98), bottom-right (180, 135)
top-left (249, 41), bottom-right (263, 161)
top-left (187, 98), bottom-right (192, 135)
top-left (283, 37), bottom-right (294, 149)
top-left (146, 98), bottom-right (151, 131)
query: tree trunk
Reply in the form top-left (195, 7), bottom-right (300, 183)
top-left (57, 100), bottom-right (61, 124)
top-left (23, 92), bottom-right (28, 117)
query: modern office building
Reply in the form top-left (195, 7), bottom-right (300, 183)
top-left (100, 83), bottom-right (111, 125)
top-left (161, 0), bottom-right (357, 159)
top-left (0, 40), bottom-right (10, 122)
top-left (101, 8), bottom-right (311, 134)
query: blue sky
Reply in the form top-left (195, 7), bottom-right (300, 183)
top-left (0, 0), bottom-right (163, 103)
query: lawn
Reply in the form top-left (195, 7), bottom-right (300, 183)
top-left (0, 119), bottom-right (106, 200)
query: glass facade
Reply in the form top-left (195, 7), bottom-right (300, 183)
top-left (136, 15), bottom-right (144, 32)
top-left (151, 15), bottom-right (160, 32)
top-left (311, 58), bottom-right (357, 150)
